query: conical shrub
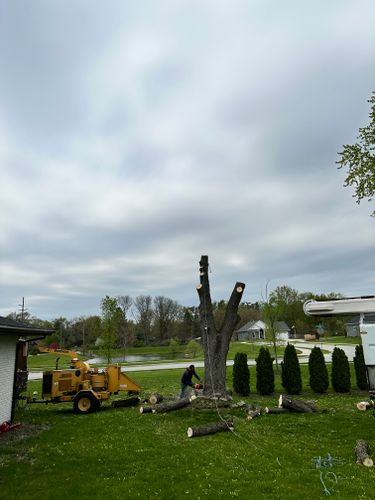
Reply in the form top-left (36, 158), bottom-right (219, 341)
top-left (256, 347), bottom-right (275, 395)
top-left (232, 352), bottom-right (250, 396)
top-left (308, 346), bottom-right (329, 393)
top-left (353, 344), bottom-right (368, 390)
top-left (281, 343), bottom-right (302, 394)
top-left (331, 347), bottom-right (351, 393)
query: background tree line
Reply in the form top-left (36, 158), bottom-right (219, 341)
top-left (6, 286), bottom-right (351, 351)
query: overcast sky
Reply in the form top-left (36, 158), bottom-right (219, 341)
top-left (1, 1), bottom-right (374, 320)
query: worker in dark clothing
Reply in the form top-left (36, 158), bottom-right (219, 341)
top-left (179, 364), bottom-right (201, 399)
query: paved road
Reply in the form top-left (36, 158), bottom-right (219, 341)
top-left (28, 340), bottom-right (356, 380)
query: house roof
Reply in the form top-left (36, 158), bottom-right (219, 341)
top-left (0, 316), bottom-right (53, 339)
top-left (236, 320), bottom-right (265, 333)
top-left (274, 321), bottom-right (290, 331)
top-left (236, 320), bottom-right (290, 333)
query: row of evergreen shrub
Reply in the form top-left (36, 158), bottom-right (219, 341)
top-left (232, 343), bottom-right (368, 396)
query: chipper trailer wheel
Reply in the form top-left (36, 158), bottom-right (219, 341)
top-left (74, 393), bottom-right (98, 414)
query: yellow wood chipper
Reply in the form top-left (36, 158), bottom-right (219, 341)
top-left (34, 348), bottom-right (141, 414)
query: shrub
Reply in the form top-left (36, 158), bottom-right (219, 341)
top-left (331, 347), bottom-right (351, 393)
top-left (232, 352), bottom-right (250, 396)
top-left (256, 347), bottom-right (275, 395)
top-left (353, 344), bottom-right (368, 390)
top-left (281, 343), bottom-right (302, 394)
top-left (169, 338), bottom-right (180, 358)
top-left (308, 346), bottom-right (329, 393)
top-left (185, 339), bottom-right (202, 358)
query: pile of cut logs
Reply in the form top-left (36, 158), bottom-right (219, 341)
top-left (139, 392), bottom-right (374, 463)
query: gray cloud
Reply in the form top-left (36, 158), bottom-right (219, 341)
top-left (1, 1), bottom-right (375, 319)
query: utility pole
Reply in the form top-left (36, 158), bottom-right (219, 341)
top-left (18, 297), bottom-right (27, 322)
top-left (82, 323), bottom-right (86, 355)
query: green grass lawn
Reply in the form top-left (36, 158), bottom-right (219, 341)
top-left (320, 336), bottom-right (361, 345)
top-left (1, 364), bottom-right (374, 499)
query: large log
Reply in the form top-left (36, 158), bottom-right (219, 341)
top-left (279, 395), bottom-right (317, 413)
top-left (355, 439), bottom-right (373, 467)
top-left (152, 397), bottom-right (191, 414)
top-left (187, 419), bottom-right (234, 438)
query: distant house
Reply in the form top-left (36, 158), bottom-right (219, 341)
top-left (273, 321), bottom-right (291, 341)
top-left (0, 316), bottom-right (52, 425)
top-left (234, 320), bottom-right (290, 341)
top-left (345, 314), bottom-right (375, 337)
top-left (235, 320), bottom-right (266, 341)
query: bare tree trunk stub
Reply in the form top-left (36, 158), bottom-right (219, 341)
top-left (197, 255), bottom-right (245, 397)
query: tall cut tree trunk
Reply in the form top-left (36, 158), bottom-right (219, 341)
top-left (197, 255), bottom-right (245, 397)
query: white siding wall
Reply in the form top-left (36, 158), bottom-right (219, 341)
top-left (0, 336), bottom-right (17, 423)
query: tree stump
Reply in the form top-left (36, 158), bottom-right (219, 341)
top-left (279, 395), bottom-right (317, 413)
top-left (187, 419), bottom-right (234, 438)
top-left (355, 439), bottom-right (373, 467)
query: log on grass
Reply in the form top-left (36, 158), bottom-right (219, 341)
top-left (279, 395), bottom-right (317, 413)
top-left (149, 393), bottom-right (164, 405)
top-left (152, 397), bottom-right (191, 414)
top-left (356, 401), bottom-right (374, 412)
top-left (265, 407), bottom-right (291, 414)
top-left (247, 408), bottom-right (262, 420)
top-left (139, 405), bottom-right (153, 414)
top-left (187, 419), bottom-right (234, 438)
top-left (355, 439), bottom-right (373, 467)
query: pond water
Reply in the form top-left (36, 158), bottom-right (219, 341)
top-left (87, 354), bottom-right (164, 364)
